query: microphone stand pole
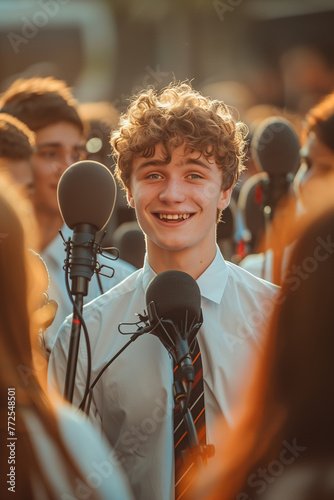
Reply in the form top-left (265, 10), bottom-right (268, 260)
top-left (63, 226), bottom-right (96, 403)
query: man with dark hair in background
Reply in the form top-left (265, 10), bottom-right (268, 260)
top-left (299, 89), bottom-right (334, 205)
top-left (0, 77), bottom-right (135, 355)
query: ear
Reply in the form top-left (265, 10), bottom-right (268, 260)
top-left (126, 188), bottom-right (135, 208)
top-left (218, 186), bottom-right (233, 211)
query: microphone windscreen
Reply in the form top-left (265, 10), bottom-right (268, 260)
top-left (251, 117), bottom-right (300, 176)
top-left (146, 270), bottom-right (201, 326)
top-left (57, 160), bottom-right (116, 230)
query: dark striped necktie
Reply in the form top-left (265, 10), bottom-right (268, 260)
top-left (173, 338), bottom-right (206, 500)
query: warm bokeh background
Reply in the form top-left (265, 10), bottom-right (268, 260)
top-left (1, 0), bottom-right (334, 117)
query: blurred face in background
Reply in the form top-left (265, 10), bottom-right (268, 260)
top-left (32, 121), bottom-right (85, 216)
top-left (299, 131), bottom-right (334, 210)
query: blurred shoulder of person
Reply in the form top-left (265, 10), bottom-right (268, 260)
top-left (0, 77), bottom-right (136, 355)
top-left (0, 174), bottom-right (134, 500)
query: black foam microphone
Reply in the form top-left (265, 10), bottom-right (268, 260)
top-left (57, 160), bottom-right (116, 296)
top-left (145, 270), bottom-right (203, 383)
top-left (250, 117), bottom-right (300, 217)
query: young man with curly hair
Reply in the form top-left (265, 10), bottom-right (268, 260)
top-left (49, 83), bottom-right (277, 500)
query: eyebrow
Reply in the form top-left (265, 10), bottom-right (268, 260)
top-left (36, 142), bottom-right (84, 149)
top-left (136, 156), bottom-right (214, 171)
top-left (36, 142), bottom-right (63, 149)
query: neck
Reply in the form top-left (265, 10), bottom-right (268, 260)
top-left (34, 209), bottom-right (63, 251)
top-left (146, 241), bottom-right (217, 280)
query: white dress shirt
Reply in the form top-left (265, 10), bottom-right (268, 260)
top-left (48, 246), bottom-right (278, 500)
top-left (42, 225), bottom-right (136, 353)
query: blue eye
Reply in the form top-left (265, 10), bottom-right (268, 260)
top-left (148, 173), bottom-right (162, 179)
top-left (188, 173), bottom-right (202, 179)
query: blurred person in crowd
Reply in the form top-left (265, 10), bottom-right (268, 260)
top-left (239, 90), bottom-right (334, 284)
top-left (0, 175), bottom-right (134, 500)
top-left (0, 112), bottom-right (34, 197)
top-left (298, 89), bottom-right (334, 209)
top-left (49, 82), bottom-right (278, 500)
top-left (280, 45), bottom-right (334, 115)
top-left (0, 77), bottom-right (135, 355)
top-left (237, 115), bottom-right (300, 284)
top-left (191, 204), bottom-right (334, 500)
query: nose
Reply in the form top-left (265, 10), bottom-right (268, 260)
top-left (159, 177), bottom-right (186, 204)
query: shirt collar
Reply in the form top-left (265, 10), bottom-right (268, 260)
top-left (141, 245), bottom-right (228, 305)
top-left (196, 245), bottom-right (228, 304)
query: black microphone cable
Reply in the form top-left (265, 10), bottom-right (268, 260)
top-left (78, 316), bottom-right (158, 414)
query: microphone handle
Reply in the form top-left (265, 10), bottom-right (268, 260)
top-left (70, 223), bottom-right (98, 296)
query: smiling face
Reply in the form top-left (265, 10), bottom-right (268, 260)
top-left (32, 121), bottom-right (85, 216)
top-left (127, 143), bottom-right (232, 272)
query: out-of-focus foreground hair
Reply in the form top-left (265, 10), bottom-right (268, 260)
top-left (111, 81), bottom-right (248, 192)
top-left (0, 175), bottom-right (95, 499)
top-left (192, 203), bottom-right (334, 500)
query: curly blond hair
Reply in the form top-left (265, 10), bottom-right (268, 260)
top-left (111, 82), bottom-right (248, 191)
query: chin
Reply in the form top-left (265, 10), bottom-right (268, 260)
top-left (156, 239), bottom-right (189, 252)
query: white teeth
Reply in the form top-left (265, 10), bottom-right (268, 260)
top-left (158, 213), bottom-right (191, 220)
